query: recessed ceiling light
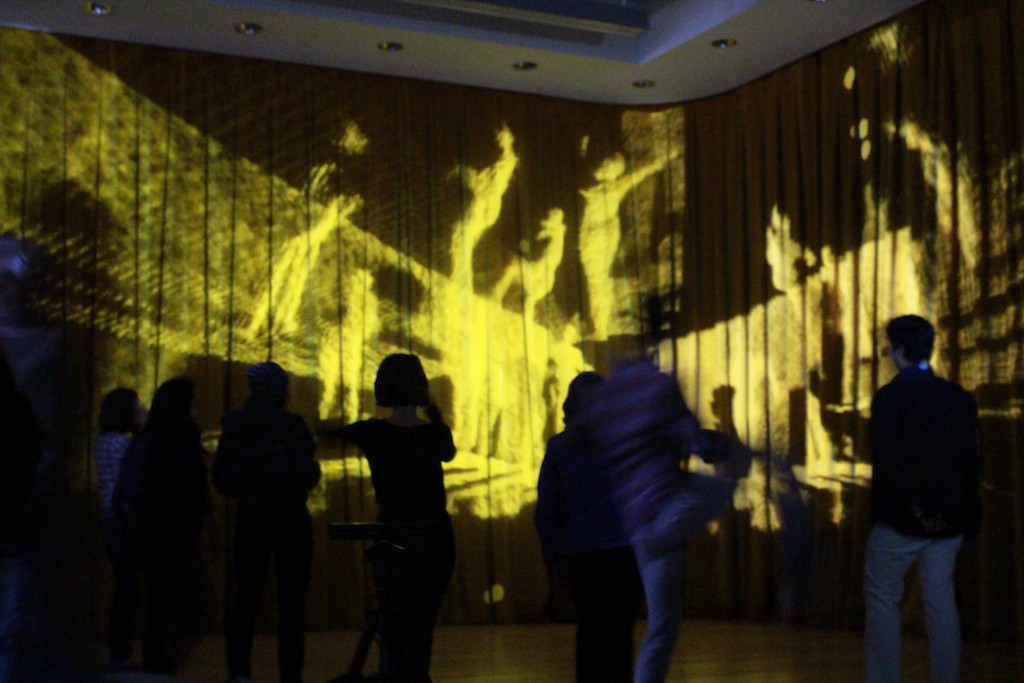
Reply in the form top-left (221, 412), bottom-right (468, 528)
top-left (513, 61), bottom-right (537, 71)
top-left (378, 42), bottom-right (404, 53)
top-left (633, 80), bottom-right (656, 89)
top-left (82, 2), bottom-right (111, 16)
top-left (235, 22), bottom-right (263, 36)
top-left (711, 38), bottom-right (738, 49)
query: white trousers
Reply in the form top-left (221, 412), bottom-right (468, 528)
top-left (863, 523), bottom-right (963, 683)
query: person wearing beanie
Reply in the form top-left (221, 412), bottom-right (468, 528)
top-left (213, 361), bottom-right (321, 683)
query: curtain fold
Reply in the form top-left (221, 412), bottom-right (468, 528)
top-left (0, 0), bottom-right (1021, 641)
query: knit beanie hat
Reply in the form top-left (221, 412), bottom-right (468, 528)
top-left (247, 361), bottom-right (288, 396)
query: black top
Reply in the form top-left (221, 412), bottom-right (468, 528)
top-left (870, 365), bottom-right (981, 538)
top-left (342, 419), bottom-right (455, 523)
top-left (113, 432), bottom-right (208, 551)
top-left (212, 398), bottom-right (321, 515)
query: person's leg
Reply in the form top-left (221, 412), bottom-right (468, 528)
top-left (100, 520), bottom-right (140, 665)
top-left (227, 517), bottom-right (272, 682)
top-left (633, 541), bottom-right (686, 683)
top-left (568, 547), bottom-right (643, 683)
top-left (918, 535), bottom-right (963, 683)
top-left (863, 524), bottom-right (922, 683)
top-left (275, 516), bottom-right (314, 683)
top-left (400, 533), bottom-right (454, 680)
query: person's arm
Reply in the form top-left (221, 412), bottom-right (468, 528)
top-left (869, 389), bottom-right (903, 506)
top-left (534, 444), bottom-right (565, 565)
top-left (211, 418), bottom-right (240, 496)
top-left (426, 407), bottom-right (456, 462)
top-left (292, 415), bottom-right (322, 489)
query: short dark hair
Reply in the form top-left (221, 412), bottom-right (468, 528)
top-left (886, 315), bottom-right (935, 364)
top-left (563, 371), bottom-right (604, 425)
top-left (98, 388), bottom-right (140, 434)
top-left (374, 354), bottom-right (430, 407)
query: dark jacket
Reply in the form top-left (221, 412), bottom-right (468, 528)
top-left (870, 365), bottom-right (981, 538)
top-left (535, 426), bottom-right (630, 563)
top-left (212, 398), bottom-right (320, 516)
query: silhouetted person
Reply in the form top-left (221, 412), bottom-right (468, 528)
top-left (864, 315), bottom-right (981, 683)
top-left (213, 361), bottom-right (321, 683)
top-left (535, 371), bottom-right (643, 683)
top-left (0, 346), bottom-right (46, 682)
top-left (339, 353), bottom-right (455, 683)
top-left (94, 387), bottom-right (147, 669)
top-left (113, 377), bottom-right (208, 675)
top-left (583, 361), bottom-right (744, 683)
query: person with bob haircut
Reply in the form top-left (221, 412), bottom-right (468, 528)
top-left (864, 314), bottom-right (981, 683)
top-left (337, 353), bottom-right (455, 683)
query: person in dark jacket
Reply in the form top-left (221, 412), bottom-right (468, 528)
top-left (213, 361), bottom-right (321, 683)
top-left (864, 315), bottom-right (981, 683)
top-left (112, 377), bottom-right (208, 676)
top-left (535, 371), bottom-right (643, 683)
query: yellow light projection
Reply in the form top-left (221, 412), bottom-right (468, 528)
top-left (0, 29), bottom-right (688, 526)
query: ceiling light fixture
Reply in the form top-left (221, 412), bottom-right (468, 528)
top-left (378, 41), bottom-right (404, 53)
top-left (711, 38), bottom-right (738, 49)
top-left (633, 80), bottom-right (656, 89)
top-left (235, 22), bottom-right (263, 36)
top-left (82, 2), bottom-right (111, 16)
top-left (513, 61), bottom-right (537, 71)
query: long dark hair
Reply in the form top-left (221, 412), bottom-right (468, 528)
top-left (142, 377), bottom-right (200, 448)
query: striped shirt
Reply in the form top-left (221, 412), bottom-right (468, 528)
top-left (94, 432), bottom-right (132, 519)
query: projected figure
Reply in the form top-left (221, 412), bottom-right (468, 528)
top-left (579, 153), bottom-right (666, 341)
top-left (213, 361), bottom-right (321, 683)
top-left (450, 125), bottom-right (518, 287)
top-left (337, 354), bottom-right (455, 682)
top-left (863, 315), bottom-right (980, 683)
top-left (535, 371), bottom-right (643, 683)
top-left (94, 387), bottom-right (147, 669)
top-left (583, 361), bottom-right (744, 683)
top-left (492, 207), bottom-right (568, 314)
top-left (112, 378), bottom-right (208, 675)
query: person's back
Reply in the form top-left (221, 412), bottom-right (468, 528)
top-left (864, 315), bottom-right (981, 683)
top-left (870, 368), bottom-right (980, 539)
top-left (213, 397), bottom-right (319, 514)
top-left (213, 361), bottom-right (320, 683)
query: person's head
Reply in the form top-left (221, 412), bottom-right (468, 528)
top-left (885, 315), bottom-right (935, 367)
top-left (246, 361), bottom-right (288, 404)
top-left (374, 354), bottom-right (430, 407)
top-left (563, 371), bottom-right (604, 426)
top-left (98, 387), bottom-right (144, 435)
top-left (145, 377), bottom-right (196, 436)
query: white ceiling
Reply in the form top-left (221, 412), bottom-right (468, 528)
top-left (0, 0), bottom-right (926, 104)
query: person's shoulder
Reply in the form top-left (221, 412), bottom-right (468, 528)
top-left (935, 376), bottom-right (977, 410)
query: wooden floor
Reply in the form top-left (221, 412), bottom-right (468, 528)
top-left (88, 620), bottom-right (1024, 683)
